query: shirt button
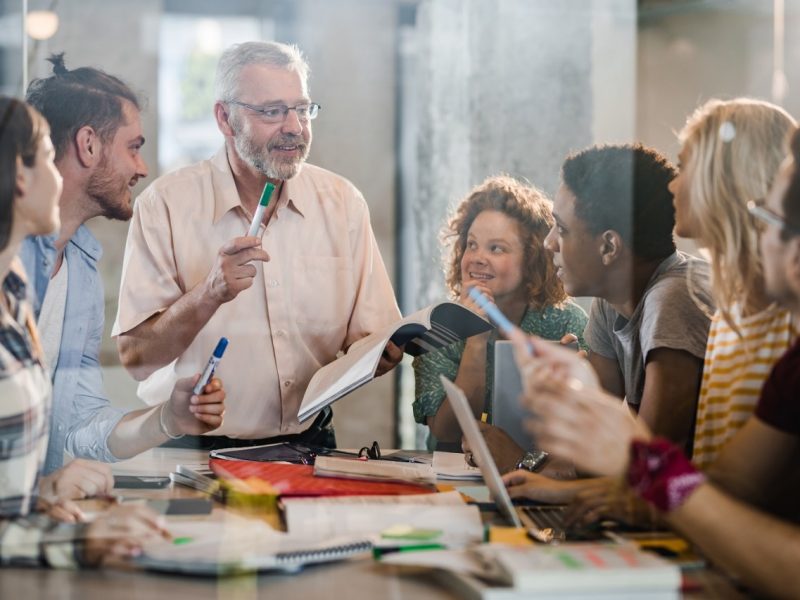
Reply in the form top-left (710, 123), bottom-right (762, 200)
top-left (268, 280), bottom-right (279, 287)
top-left (283, 380), bottom-right (292, 388)
top-left (276, 330), bottom-right (285, 337)
top-left (57, 425), bottom-right (64, 432)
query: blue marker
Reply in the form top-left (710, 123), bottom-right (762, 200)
top-left (192, 337), bottom-right (228, 395)
top-left (467, 287), bottom-right (534, 356)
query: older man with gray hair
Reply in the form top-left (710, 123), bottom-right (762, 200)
top-left (114, 41), bottom-right (402, 449)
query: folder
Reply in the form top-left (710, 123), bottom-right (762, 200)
top-left (209, 458), bottom-right (435, 497)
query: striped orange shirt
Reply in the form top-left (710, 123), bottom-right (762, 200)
top-left (692, 304), bottom-right (796, 469)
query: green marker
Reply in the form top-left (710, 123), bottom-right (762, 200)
top-left (372, 543), bottom-right (446, 559)
top-left (247, 181), bottom-right (276, 237)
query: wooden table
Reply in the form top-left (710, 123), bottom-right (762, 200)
top-left (0, 449), bottom-right (748, 599)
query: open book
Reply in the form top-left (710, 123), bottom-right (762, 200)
top-left (298, 301), bottom-right (491, 422)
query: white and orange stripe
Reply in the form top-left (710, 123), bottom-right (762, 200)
top-left (692, 304), bottom-right (796, 469)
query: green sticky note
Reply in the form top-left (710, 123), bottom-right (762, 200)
top-left (172, 536), bottom-right (193, 545)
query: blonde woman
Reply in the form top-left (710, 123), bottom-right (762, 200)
top-left (669, 98), bottom-right (797, 469)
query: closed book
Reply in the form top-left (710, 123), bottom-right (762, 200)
top-left (313, 456), bottom-right (437, 484)
top-left (482, 543), bottom-right (681, 595)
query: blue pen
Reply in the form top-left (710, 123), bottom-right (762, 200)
top-left (467, 287), bottom-right (534, 356)
top-left (192, 337), bottom-right (229, 395)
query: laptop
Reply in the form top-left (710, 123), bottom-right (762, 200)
top-left (440, 374), bottom-right (593, 543)
top-left (491, 341), bottom-right (535, 450)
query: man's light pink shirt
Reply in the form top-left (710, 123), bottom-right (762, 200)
top-left (113, 148), bottom-right (400, 437)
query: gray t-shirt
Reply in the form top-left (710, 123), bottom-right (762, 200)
top-left (584, 251), bottom-right (713, 408)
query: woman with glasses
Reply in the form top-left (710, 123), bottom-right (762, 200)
top-left (0, 96), bottom-right (170, 568)
top-left (412, 175), bottom-right (587, 451)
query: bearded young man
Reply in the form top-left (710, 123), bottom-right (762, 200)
top-left (20, 55), bottom-right (227, 495)
top-left (114, 41), bottom-right (402, 450)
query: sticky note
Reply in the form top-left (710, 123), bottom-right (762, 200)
top-left (172, 536), bottom-right (193, 545)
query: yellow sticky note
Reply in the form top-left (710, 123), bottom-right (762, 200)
top-left (488, 526), bottom-right (534, 546)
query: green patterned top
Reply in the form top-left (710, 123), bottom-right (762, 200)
top-left (412, 301), bottom-right (588, 449)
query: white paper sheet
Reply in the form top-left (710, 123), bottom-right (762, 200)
top-left (432, 451), bottom-right (484, 480)
top-left (284, 503), bottom-right (483, 548)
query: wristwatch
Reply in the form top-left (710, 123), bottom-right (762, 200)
top-left (516, 449), bottom-right (549, 472)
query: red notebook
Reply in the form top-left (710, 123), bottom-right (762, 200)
top-left (209, 458), bottom-right (435, 497)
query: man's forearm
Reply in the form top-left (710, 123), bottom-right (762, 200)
top-left (107, 406), bottom-right (167, 460)
top-left (117, 282), bottom-right (220, 380)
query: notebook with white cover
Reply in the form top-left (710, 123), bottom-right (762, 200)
top-left (478, 543), bottom-right (681, 595)
top-left (137, 517), bottom-right (372, 575)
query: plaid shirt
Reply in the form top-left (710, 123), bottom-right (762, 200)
top-left (0, 266), bottom-right (82, 568)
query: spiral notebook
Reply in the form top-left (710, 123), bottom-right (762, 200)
top-left (137, 517), bottom-right (372, 576)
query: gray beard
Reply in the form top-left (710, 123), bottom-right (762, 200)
top-left (234, 134), bottom-right (307, 180)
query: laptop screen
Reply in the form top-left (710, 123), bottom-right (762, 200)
top-left (492, 341), bottom-right (535, 451)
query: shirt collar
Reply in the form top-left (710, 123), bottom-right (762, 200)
top-left (69, 224), bottom-right (103, 260)
top-left (210, 146), bottom-right (307, 224)
top-left (33, 224), bottom-right (102, 261)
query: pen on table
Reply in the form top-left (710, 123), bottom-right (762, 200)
top-left (372, 543), bottom-right (446, 558)
top-left (247, 181), bottom-right (276, 237)
top-left (192, 337), bottom-right (229, 395)
top-left (603, 530), bottom-right (628, 545)
top-left (468, 287), bottom-right (534, 355)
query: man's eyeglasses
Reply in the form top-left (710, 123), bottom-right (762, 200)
top-left (226, 100), bottom-right (321, 123)
top-left (747, 200), bottom-right (800, 237)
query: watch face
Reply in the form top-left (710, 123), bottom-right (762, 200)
top-left (519, 450), bottom-right (549, 472)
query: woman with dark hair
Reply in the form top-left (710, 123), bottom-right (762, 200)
top-left (0, 96), bottom-right (170, 568)
top-left (413, 175), bottom-right (587, 449)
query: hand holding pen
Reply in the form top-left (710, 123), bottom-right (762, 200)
top-left (162, 339), bottom-right (227, 437)
top-left (203, 183), bottom-right (276, 305)
top-left (467, 286), bottom-right (533, 352)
